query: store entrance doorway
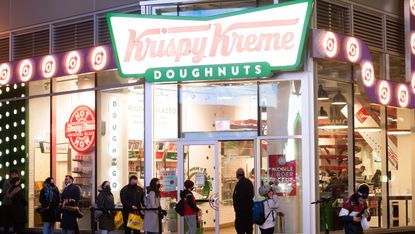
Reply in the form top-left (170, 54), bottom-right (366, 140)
top-left (177, 140), bottom-right (256, 234)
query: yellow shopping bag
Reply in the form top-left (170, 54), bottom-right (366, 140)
top-left (114, 211), bottom-right (123, 230)
top-left (126, 213), bottom-right (143, 230)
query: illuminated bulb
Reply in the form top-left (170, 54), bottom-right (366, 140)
top-left (21, 184), bottom-right (25, 189)
top-left (0, 114), bottom-right (2, 119)
top-left (21, 120), bottom-right (25, 125)
top-left (21, 83), bottom-right (25, 87)
top-left (5, 137), bottom-right (9, 142)
top-left (5, 149), bottom-right (9, 154)
top-left (0, 176), bottom-right (2, 181)
top-left (13, 109), bottom-right (17, 115)
top-left (21, 132), bottom-right (25, 138)
top-left (0, 201), bottom-right (2, 206)
top-left (5, 162), bottom-right (9, 167)
top-left (5, 124), bottom-right (9, 129)
top-left (13, 122), bottom-right (17, 127)
top-left (21, 94), bottom-right (25, 97)
top-left (0, 90), bottom-right (2, 95)
top-left (13, 147), bottom-right (17, 152)
top-left (0, 126), bottom-right (2, 131)
top-left (0, 189), bottom-right (2, 193)
top-left (21, 107), bottom-right (25, 112)
top-left (13, 84), bottom-right (17, 89)
top-left (5, 112), bottom-right (9, 117)
top-left (21, 158), bottom-right (25, 163)
top-left (6, 87), bottom-right (9, 92)
top-left (0, 103), bottom-right (2, 107)
top-left (5, 174), bottom-right (9, 179)
top-left (13, 135), bottom-right (17, 140)
top-left (6, 101), bottom-right (9, 105)
top-left (20, 171), bottom-right (24, 176)
top-left (21, 145), bottom-right (25, 150)
top-left (12, 160), bottom-right (17, 165)
top-left (0, 164), bottom-right (2, 168)
top-left (0, 139), bottom-right (2, 144)
top-left (0, 151), bottom-right (2, 156)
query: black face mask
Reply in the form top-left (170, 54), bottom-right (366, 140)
top-left (157, 184), bottom-right (161, 189)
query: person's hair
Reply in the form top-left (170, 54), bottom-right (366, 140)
top-left (44, 177), bottom-right (53, 184)
top-left (101, 181), bottom-right (110, 190)
top-left (184, 180), bottom-right (194, 189)
top-left (10, 169), bottom-right (18, 175)
top-left (65, 175), bottom-right (74, 181)
top-left (148, 178), bottom-right (161, 197)
top-left (236, 168), bottom-right (245, 178)
top-left (129, 175), bottom-right (138, 182)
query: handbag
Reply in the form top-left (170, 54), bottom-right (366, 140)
top-left (91, 203), bottom-right (103, 220)
top-left (126, 213), bottom-right (144, 230)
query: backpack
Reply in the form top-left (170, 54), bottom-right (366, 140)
top-left (252, 199), bottom-right (272, 225)
top-left (175, 198), bottom-right (185, 216)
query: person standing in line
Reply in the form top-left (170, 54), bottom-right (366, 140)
top-left (256, 184), bottom-right (280, 234)
top-left (181, 180), bottom-right (201, 234)
top-left (60, 175), bottom-right (82, 234)
top-left (97, 181), bottom-right (115, 234)
top-left (6, 176), bottom-right (27, 234)
top-left (39, 177), bottom-right (60, 234)
top-left (143, 178), bottom-right (166, 234)
top-left (120, 175), bottom-right (145, 234)
top-left (233, 168), bottom-right (254, 234)
top-left (1, 169), bottom-right (19, 234)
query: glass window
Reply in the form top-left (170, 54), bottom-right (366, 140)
top-left (154, 84), bottom-right (178, 139)
top-left (317, 79), bottom-right (353, 232)
top-left (97, 70), bottom-right (142, 87)
top-left (389, 56), bottom-right (405, 83)
top-left (260, 139), bottom-right (302, 233)
top-left (52, 86), bottom-right (95, 229)
top-left (97, 85), bottom-right (144, 205)
top-left (387, 107), bottom-right (415, 227)
top-left (354, 86), bottom-right (386, 228)
top-left (180, 82), bottom-right (257, 134)
top-left (317, 60), bottom-right (352, 81)
top-left (52, 73), bottom-right (95, 93)
top-left (259, 80), bottom-right (302, 136)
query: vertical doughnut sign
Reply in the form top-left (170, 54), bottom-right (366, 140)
top-left (107, 0), bottom-right (312, 82)
top-left (65, 105), bottom-right (96, 153)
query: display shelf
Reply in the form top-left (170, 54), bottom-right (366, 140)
top-left (72, 159), bottom-right (92, 163)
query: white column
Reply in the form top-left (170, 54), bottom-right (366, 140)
top-left (144, 81), bottom-right (154, 187)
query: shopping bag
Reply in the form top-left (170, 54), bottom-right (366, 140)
top-left (126, 213), bottom-right (143, 230)
top-left (361, 216), bottom-right (369, 230)
top-left (114, 211), bottom-right (123, 230)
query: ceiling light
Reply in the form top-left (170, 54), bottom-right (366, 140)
top-left (318, 85), bottom-right (329, 101)
top-left (318, 106), bottom-right (328, 120)
top-left (332, 90), bottom-right (347, 105)
top-left (387, 130), bottom-right (411, 135)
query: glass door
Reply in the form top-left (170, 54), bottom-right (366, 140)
top-left (178, 141), bottom-right (219, 234)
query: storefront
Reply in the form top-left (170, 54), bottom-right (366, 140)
top-left (0, 0), bottom-right (414, 233)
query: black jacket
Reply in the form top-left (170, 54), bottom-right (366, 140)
top-left (60, 183), bottom-right (81, 230)
top-left (180, 189), bottom-right (200, 212)
top-left (39, 185), bottom-right (60, 222)
top-left (340, 194), bottom-right (371, 234)
top-left (97, 188), bottom-right (115, 231)
top-left (233, 177), bottom-right (254, 214)
top-left (120, 184), bottom-right (144, 218)
top-left (7, 184), bottom-right (28, 224)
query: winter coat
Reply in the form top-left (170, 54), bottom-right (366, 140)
top-left (60, 183), bottom-right (81, 230)
top-left (97, 188), bottom-right (115, 231)
top-left (180, 189), bottom-right (200, 216)
top-left (339, 194), bottom-right (371, 234)
top-left (233, 177), bottom-right (254, 215)
top-left (2, 179), bottom-right (12, 206)
top-left (143, 190), bottom-right (162, 232)
top-left (39, 184), bottom-right (60, 222)
top-left (257, 195), bottom-right (280, 230)
top-left (120, 184), bottom-right (144, 222)
top-left (7, 183), bottom-right (28, 224)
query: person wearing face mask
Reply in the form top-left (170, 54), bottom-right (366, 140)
top-left (181, 180), bottom-right (201, 234)
top-left (6, 176), bottom-right (27, 234)
top-left (339, 184), bottom-right (371, 234)
top-left (97, 181), bottom-right (115, 234)
top-left (120, 175), bottom-right (145, 234)
top-left (1, 169), bottom-right (19, 234)
top-left (39, 177), bottom-right (60, 234)
top-left (143, 178), bottom-right (166, 234)
top-left (60, 175), bottom-right (82, 234)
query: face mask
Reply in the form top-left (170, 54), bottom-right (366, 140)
top-left (157, 184), bottom-right (161, 188)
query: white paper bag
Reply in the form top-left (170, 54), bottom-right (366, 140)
top-left (361, 216), bottom-right (369, 230)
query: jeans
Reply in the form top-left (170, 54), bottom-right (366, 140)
top-left (184, 215), bottom-right (197, 234)
top-left (62, 230), bottom-right (73, 234)
top-left (260, 227), bottom-right (275, 234)
top-left (42, 222), bottom-right (54, 234)
top-left (100, 230), bottom-right (109, 234)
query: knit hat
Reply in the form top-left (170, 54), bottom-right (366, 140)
top-left (357, 184), bottom-right (369, 199)
top-left (184, 180), bottom-right (194, 189)
top-left (258, 184), bottom-right (272, 196)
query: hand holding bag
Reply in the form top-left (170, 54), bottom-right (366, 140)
top-left (361, 216), bottom-right (369, 230)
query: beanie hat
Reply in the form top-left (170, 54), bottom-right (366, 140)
top-left (258, 184), bottom-right (272, 196)
top-left (357, 184), bottom-right (369, 199)
top-left (184, 180), bottom-right (194, 189)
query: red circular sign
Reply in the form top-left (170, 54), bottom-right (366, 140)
top-left (65, 105), bottom-right (96, 153)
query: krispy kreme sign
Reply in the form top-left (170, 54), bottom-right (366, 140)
top-left (65, 105), bottom-right (96, 153)
top-left (107, 0), bottom-right (312, 82)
